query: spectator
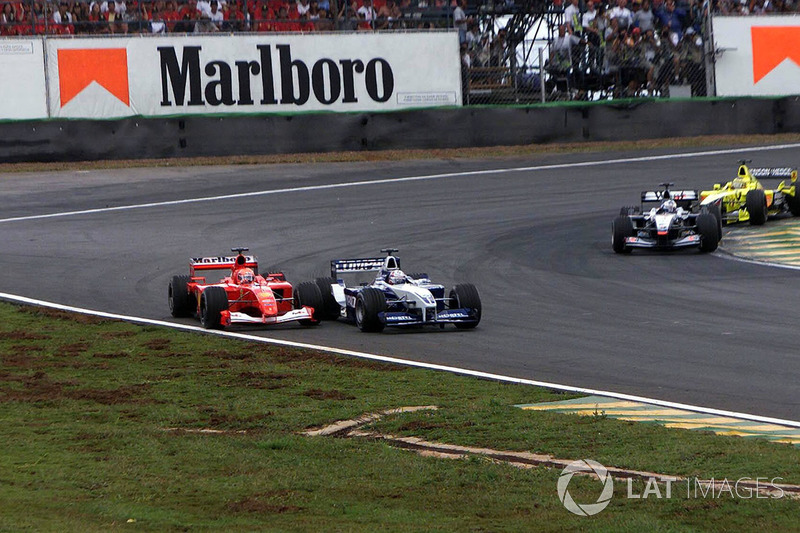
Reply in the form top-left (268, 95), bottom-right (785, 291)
top-left (357, 0), bottom-right (377, 29)
top-left (609, 0), bottom-right (632, 30)
top-left (273, 5), bottom-right (301, 30)
top-left (173, 9), bottom-right (195, 30)
top-left (453, 0), bottom-right (466, 42)
top-left (197, 0), bottom-right (212, 16)
top-left (224, 1), bottom-right (248, 30)
top-left (548, 23), bottom-right (584, 92)
top-left (296, 0), bottom-right (310, 18)
top-left (563, 0), bottom-right (582, 33)
top-left (208, 0), bottom-right (224, 23)
top-left (489, 28), bottom-right (507, 66)
top-left (678, 26), bottom-right (705, 94)
top-left (474, 33), bottom-right (490, 66)
top-left (194, 11), bottom-right (218, 30)
top-left (253, 3), bottom-right (272, 30)
top-left (633, 0), bottom-right (654, 31)
top-left (105, 1), bottom-right (124, 32)
top-left (581, 0), bottom-right (597, 31)
top-left (656, 0), bottom-right (685, 40)
top-left (465, 19), bottom-right (480, 50)
top-left (315, 7), bottom-right (333, 29)
top-left (377, 0), bottom-right (401, 28)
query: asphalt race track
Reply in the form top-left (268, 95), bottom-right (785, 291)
top-left (1, 144), bottom-right (799, 421)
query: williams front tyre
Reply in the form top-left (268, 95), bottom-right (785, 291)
top-left (450, 283), bottom-right (481, 329)
top-left (355, 288), bottom-right (386, 332)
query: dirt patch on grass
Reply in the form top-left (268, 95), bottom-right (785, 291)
top-left (303, 388), bottom-right (356, 401)
top-left (0, 372), bottom-right (152, 405)
top-left (17, 306), bottom-right (111, 325)
top-left (203, 349), bottom-right (252, 361)
top-left (0, 330), bottom-right (51, 340)
top-left (100, 331), bottom-right (137, 339)
top-left (268, 346), bottom-right (404, 372)
top-left (55, 342), bottom-right (90, 356)
top-left (93, 352), bottom-right (129, 359)
top-left (226, 491), bottom-right (303, 514)
top-left (142, 338), bottom-right (171, 351)
top-left (237, 371), bottom-right (295, 389)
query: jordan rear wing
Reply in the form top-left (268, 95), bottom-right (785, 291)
top-left (748, 168), bottom-right (797, 180)
top-left (331, 257), bottom-right (395, 278)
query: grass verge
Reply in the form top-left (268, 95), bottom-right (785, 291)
top-left (0, 301), bottom-right (798, 532)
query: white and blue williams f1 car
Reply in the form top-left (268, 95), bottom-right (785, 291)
top-left (311, 249), bottom-right (481, 332)
top-left (612, 183), bottom-right (721, 254)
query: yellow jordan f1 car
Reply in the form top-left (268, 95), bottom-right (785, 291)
top-left (699, 161), bottom-right (800, 226)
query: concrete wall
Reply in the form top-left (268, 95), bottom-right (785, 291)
top-left (2, 97), bottom-right (799, 163)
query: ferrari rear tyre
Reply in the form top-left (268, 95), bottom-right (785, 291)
top-left (450, 283), bottom-right (481, 329)
top-left (313, 277), bottom-right (341, 320)
top-left (294, 281), bottom-right (324, 326)
top-left (169, 275), bottom-right (194, 318)
top-left (200, 286), bottom-right (228, 329)
top-left (696, 213), bottom-right (719, 253)
top-left (746, 189), bottom-right (767, 225)
top-left (612, 216), bottom-right (634, 254)
top-left (355, 288), bottom-right (386, 332)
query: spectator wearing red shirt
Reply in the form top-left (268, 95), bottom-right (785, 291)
top-left (161, 0), bottom-right (180, 30)
top-left (273, 4), bottom-right (300, 30)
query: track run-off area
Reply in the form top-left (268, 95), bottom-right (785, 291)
top-left (1, 141), bottom-right (799, 424)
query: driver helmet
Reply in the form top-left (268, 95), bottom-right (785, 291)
top-left (236, 268), bottom-right (255, 284)
top-left (662, 199), bottom-right (677, 212)
top-left (387, 270), bottom-right (408, 285)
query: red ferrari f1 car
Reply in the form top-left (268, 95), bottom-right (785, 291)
top-left (168, 247), bottom-right (323, 329)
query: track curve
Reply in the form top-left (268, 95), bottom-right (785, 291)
top-left (1, 145), bottom-right (798, 420)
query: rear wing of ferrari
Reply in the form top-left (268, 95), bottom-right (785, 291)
top-left (641, 190), bottom-right (698, 209)
top-left (190, 255), bottom-right (258, 275)
top-left (331, 257), bottom-right (399, 278)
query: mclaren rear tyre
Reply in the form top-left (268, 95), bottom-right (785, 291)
top-left (746, 189), bottom-right (767, 226)
top-left (450, 283), bottom-right (481, 329)
top-left (612, 216), bottom-right (634, 254)
top-left (355, 288), bottom-right (386, 332)
top-left (200, 286), bottom-right (228, 329)
top-left (313, 277), bottom-right (341, 320)
top-left (696, 213), bottom-right (719, 253)
top-left (169, 274), bottom-right (194, 318)
top-left (294, 281), bottom-right (324, 326)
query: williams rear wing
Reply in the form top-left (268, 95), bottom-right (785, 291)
top-left (331, 257), bottom-right (398, 278)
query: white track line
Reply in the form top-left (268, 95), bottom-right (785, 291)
top-left (2, 291), bottom-right (798, 428)
top-left (2, 142), bottom-right (800, 224)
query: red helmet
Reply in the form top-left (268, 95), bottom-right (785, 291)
top-left (237, 268), bottom-right (255, 284)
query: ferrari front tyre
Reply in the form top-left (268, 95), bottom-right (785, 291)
top-left (450, 283), bottom-right (481, 329)
top-left (168, 275), bottom-right (193, 318)
top-left (612, 216), bottom-right (634, 254)
top-left (314, 277), bottom-right (341, 320)
top-left (294, 281), bottom-right (324, 326)
top-left (696, 213), bottom-right (719, 253)
top-left (355, 288), bottom-right (386, 332)
top-left (199, 286), bottom-right (228, 329)
top-left (746, 189), bottom-right (767, 225)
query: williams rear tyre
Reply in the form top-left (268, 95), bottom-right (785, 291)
top-left (407, 272), bottom-right (430, 281)
top-left (450, 283), bottom-right (481, 329)
top-left (696, 213), bottom-right (719, 253)
top-left (612, 216), bottom-right (634, 254)
top-left (746, 189), bottom-right (767, 226)
top-left (169, 274), bottom-right (194, 318)
top-left (294, 281), bottom-right (324, 326)
top-left (355, 288), bottom-right (386, 332)
top-left (199, 286), bottom-right (228, 329)
top-left (313, 277), bottom-right (341, 320)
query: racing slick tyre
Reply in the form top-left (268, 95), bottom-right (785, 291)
top-left (294, 281), bottom-right (324, 326)
top-left (313, 277), bottom-right (341, 320)
top-left (702, 203), bottom-right (723, 241)
top-left (169, 275), bottom-right (194, 318)
top-left (789, 185), bottom-right (800, 216)
top-left (450, 283), bottom-right (482, 329)
top-left (200, 286), bottom-right (228, 329)
top-left (746, 189), bottom-right (767, 226)
top-left (696, 213), bottom-right (719, 253)
top-left (355, 288), bottom-right (386, 332)
top-left (612, 216), bottom-right (634, 254)
top-left (407, 272), bottom-right (429, 281)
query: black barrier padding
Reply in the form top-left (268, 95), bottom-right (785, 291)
top-left (1, 98), bottom-right (799, 163)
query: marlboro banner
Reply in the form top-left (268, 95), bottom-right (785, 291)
top-left (713, 15), bottom-right (800, 97)
top-left (0, 39), bottom-right (47, 119)
top-left (44, 33), bottom-right (461, 119)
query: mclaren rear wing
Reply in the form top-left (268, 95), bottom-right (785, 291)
top-left (641, 190), bottom-right (698, 210)
top-left (331, 257), bottom-right (398, 278)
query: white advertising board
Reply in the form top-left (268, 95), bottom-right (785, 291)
top-left (45, 33), bottom-right (461, 118)
top-left (714, 15), bottom-right (800, 96)
top-left (0, 39), bottom-right (47, 120)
